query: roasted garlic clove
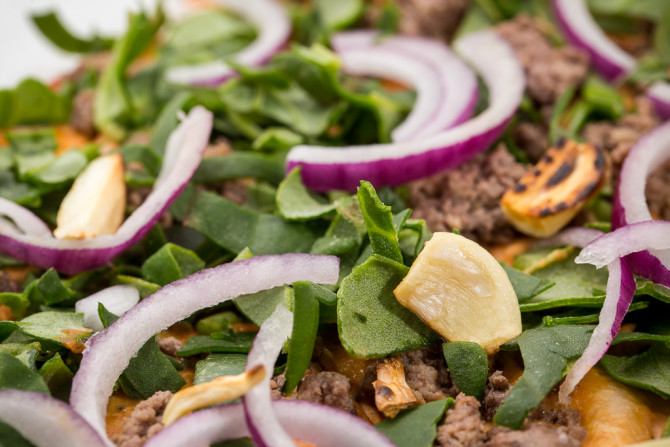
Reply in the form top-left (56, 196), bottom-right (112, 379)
top-left (54, 153), bottom-right (126, 239)
top-left (373, 357), bottom-right (420, 418)
top-left (501, 138), bottom-right (609, 238)
top-left (162, 365), bottom-right (266, 426)
top-left (394, 232), bottom-right (521, 354)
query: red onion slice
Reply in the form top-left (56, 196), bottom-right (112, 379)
top-left (553, 0), bottom-right (670, 119)
top-left (613, 120), bottom-right (670, 287)
top-left (553, 0), bottom-right (635, 83)
top-left (0, 390), bottom-right (106, 447)
top-left (164, 0), bottom-right (291, 86)
top-left (145, 401), bottom-right (394, 447)
top-left (243, 304), bottom-right (295, 447)
top-left (333, 31), bottom-right (477, 141)
top-left (70, 254), bottom-right (339, 445)
top-left (0, 198), bottom-right (52, 237)
top-left (75, 285), bottom-right (140, 332)
top-left (286, 30), bottom-right (524, 191)
top-left (0, 106), bottom-right (212, 275)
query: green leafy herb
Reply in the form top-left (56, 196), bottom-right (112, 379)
top-left (194, 353), bottom-right (248, 385)
top-left (0, 79), bottom-right (71, 128)
top-left (234, 286), bottom-right (291, 327)
top-left (196, 312), bottom-right (242, 335)
top-left (600, 345), bottom-right (670, 398)
top-left (277, 167), bottom-right (336, 220)
top-left (357, 181), bottom-right (403, 264)
top-left (443, 342), bottom-right (488, 400)
top-left (501, 263), bottom-right (555, 303)
top-left (194, 151), bottom-right (286, 186)
top-left (284, 281), bottom-right (320, 394)
top-left (115, 275), bottom-right (160, 299)
top-left (315, 0), bottom-right (363, 31)
top-left (31, 12), bottom-right (114, 53)
top-left (375, 398), bottom-right (453, 447)
top-left (141, 243), bottom-right (205, 286)
top-left (39, 353), bottom-right (73, 401)
top-left (495, 325), bottom-right (593, 429)
top-left (0, 312), bottom-right (89, 349)
top-left (176, 333), bottom-right (256, 357)
top-left (337, 255), bottom-right (440, 358)
top-left (0, 351), bottom-right (49, 394)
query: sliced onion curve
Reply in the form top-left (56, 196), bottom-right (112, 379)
top-left (286, 29), bottom-right (525, 191)
top-left (69, 253), bottom-right (339, 446)
top-left (164, 0), bottom-right (291, 86)
top-left (0, 106), bottom-right (212, 275)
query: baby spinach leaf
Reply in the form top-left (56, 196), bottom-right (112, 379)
top-left (28, 149), bottom-right (88, 186)
top-left (0, 352), bottom-right (49, 394)
top-left (176, 333), bottom-right (256, 357)
top-left (39, 353), bottom-right (73, 402)
top-left (0, 79), bottom-right (71, 128)
top-left (31, 11), bottom-right (114, 53)
top-left (196, 312), bottom-right (242, 335)
top-left (0, 312), bottom-right (89, 350)
top-left (375, 398), bottom-right (453, 447)
top-left (150, 92), bottom-right (192, 156)
top-left (0, 293), bottom-right (29, 318)
top-left (635, 279), bottom-right (670, 303)
top-left (141, 243), bottom-right (205, 286)
top-left (311, 196), bottom-right (365, 255)
top-left (284, 281), bottom-right (320, 394)
top-left (398, 219), bottom-right (432, 266)
top-left (185, 191), bottom-right (321, 255)
top-left (26, 268), bottom-right (77, 307)
top-left (494, 325), bottom-right (593, 429)
top-left (501, 264), bottom-right (555, 303)
top-left (234, 286), bottom-right (290, 327)
top-left (443, 342), bottom-right (488, 400)
top-left (252, 127), bottom-right (303, 152)
top-left (115, 275), bottom-right (160, 299)
top-left (316, 0), bottom-right (363, 30)
top-left (277, 167), bottom-right (336, 221)
top-left (358, 181), bottom-right (403, 264)
top-left (338, 255), bottom-right (440, 358)
top-left (542, 301), bottom-right (649, 326)
top-left (0, 342), bottom-right (40, 369)
top-left (194, 353), bottom-right (248, 385)
top-left (194, 151), bottom-right (286, 186)
top-left (99, 304), bottom-right (185, 399)
top-left (600, 345), bottom-right (670, 398)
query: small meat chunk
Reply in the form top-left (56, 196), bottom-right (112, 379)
top-left (395, 0), bottom-right (469, 42)
top-left (497, 16), bottom-right (589, 106)
top-left (400, 347), bottom-right (457, 403)
top-left (112, 390), bottom-right (172, 447)
top-left (296, 371), bottom-right (356, 414)
top-left (70, 89), bottom-right (97, 138)
top-left (481, 371), bottom-right (511, 421)
top-left (486, 422), bottom-right (586, 447)
top-left (513, 122), bottom-right (549, 162)
top-left (647, 160), bottom-right (670, 221)
top-left (436, 394), bottom-right (487, 447)
top-left (0, 271), bottom-right (20, 293)
top-left (409, 145), bottom-right (527, 245)
top-left (155, 336), bottom-right (184, 357)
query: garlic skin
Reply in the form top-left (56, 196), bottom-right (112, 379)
top-left (394, 232), bottom-right (521, 354)
top-left (54, 153), bottom-right (126, 239)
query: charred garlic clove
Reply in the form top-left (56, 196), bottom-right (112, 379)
top-left (54, 153), bottom-right (126, 239)
top-left (394, 232), bottom-right (521, 354)
top-left (162, 365), bottom-right (266, 426)
top-left (373, 357), bottom-right (420, 418)
top-left (501, 138), bottom-right (609, 238)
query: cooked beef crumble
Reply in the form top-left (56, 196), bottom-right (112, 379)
top-left (295, 371), bottom-right (357, 414)
top-left (395, 0), bottom-right (470, 42)
top-left (70, 88), bottom-right (97, 138)
top-left (0, 271), bottom-right (20, 294)
top-left (400, 346), bottom-right (459, 403)
top-left (481, 371), bottom-right (511, 422)
top-left (112, 390), bottom-right (172, 447)
top-left (408, 145), bottom-right (528, 246)
top-left (436, 394), bottom-right (487, 447)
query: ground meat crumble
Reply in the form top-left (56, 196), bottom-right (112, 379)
top-left (112, 390), bottom-right (172, 447)
top-left (408, 144), bottom-right (528, 246)
top-left (295, 371), bottom-right (357, 414)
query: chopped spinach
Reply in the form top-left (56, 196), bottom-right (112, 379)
top-left (375, 398), bottom-right (453, 447)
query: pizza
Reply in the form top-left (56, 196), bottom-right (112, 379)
top-left (0, 1), bottom-right (669, 446)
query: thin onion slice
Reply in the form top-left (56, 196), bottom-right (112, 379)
top-left (0, 106), bottom-right (212, 275)
top-left (75, 285), bottom-right (140, 332)
top-left (0, 197), bottom-right (52, 237)
top-left (333, 31), bottom-right (477, 141)
top-left (553, 0), bottom-right (670, 118)
top-left (145, 400), bottom-right (395, 447)
top-left (0, 390), bottom-right (106, 447)
top-left (164, 0), bottom-right (290, 86)
top-left (540, 228), bottom-right (637, 402)
top-left (613, 120), bottom-right (670, 287)
top-left (286, 30), bottom-right (524, 191)
top-left (70, 254), bottom-right (339, 445)
top-left (243, 304), bottom-right (295, 447)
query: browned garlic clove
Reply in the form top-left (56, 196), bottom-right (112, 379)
top-left (373, 357), bottom-right (420, 418)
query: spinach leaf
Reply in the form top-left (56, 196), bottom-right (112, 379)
top-left (284, 282), bottom-right (320, 394)
top-left (141, 243), bottom-right (205, 286)
top-left (443, 342), bottom-right (488, 400)
top-left (494, 325), bottom-right (593, 429)
top-left (0, 293), bottom-right (29, 318)
top-left (600, 345), bottom-right (670, 398)
top-left (234, 286), bottom-right (290, 327)
top-left (196, 312), bottom-right (241, 335)
top-left (542, 301), bottom-right (649, 326)
top-left (26, 268), bottom-right (77, 307)
top-left (185, 191), bottom-right (321, 255)
top-left (501, 264), bottom-right (555, 303)
top-left (0, 79), bottom-right (71, 128)
top-left (149, 92), bottom-right (192, 156)
top-left (99, 304), bottom-right (185, 399)
top-left (277, 167), bottom-right (336, 221)
top-left (194, 353), bottom-right (248, 385)
top-left (39, 353), bottom-right (73, 402)
top-left (375, 398), bottom-right (453, 447)
top-left (337, 255), bottom-right (440, 358)
top-left (176, 333), bottom-right (255, 357)
top-left (398, 219), bottom-right (432, 266)
top-left (252, 127), bottom-right (303, 152)
top-left (0, 312), bottom-right (89, 350)
top-left (316, 0), bottom-right (363, 30)
top-left (115, 275), bottom-right (160, 299)
top-left (357, 181), bottom-right (403, 264)
top-left (31, 12), bottom-right (114, 53)
top-left (94, 12), bottom-right (159, 140)
top-left (0, 352), bottom-right (49, 394)
top-left (635, 280), bottom-right (670, 303)
top-left (0, 343), bottom-right (40, 369)
top-left (194, 151), bottom-right (286, 185)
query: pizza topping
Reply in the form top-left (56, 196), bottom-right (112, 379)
top-left (54, 153), bottom-right (126, 240)
top-left (394, 232), bottom-right (522, 354)
top-left (373, 356), bottom-right (421, 417)
top-left (501, 139), bottom-right (609, 238)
